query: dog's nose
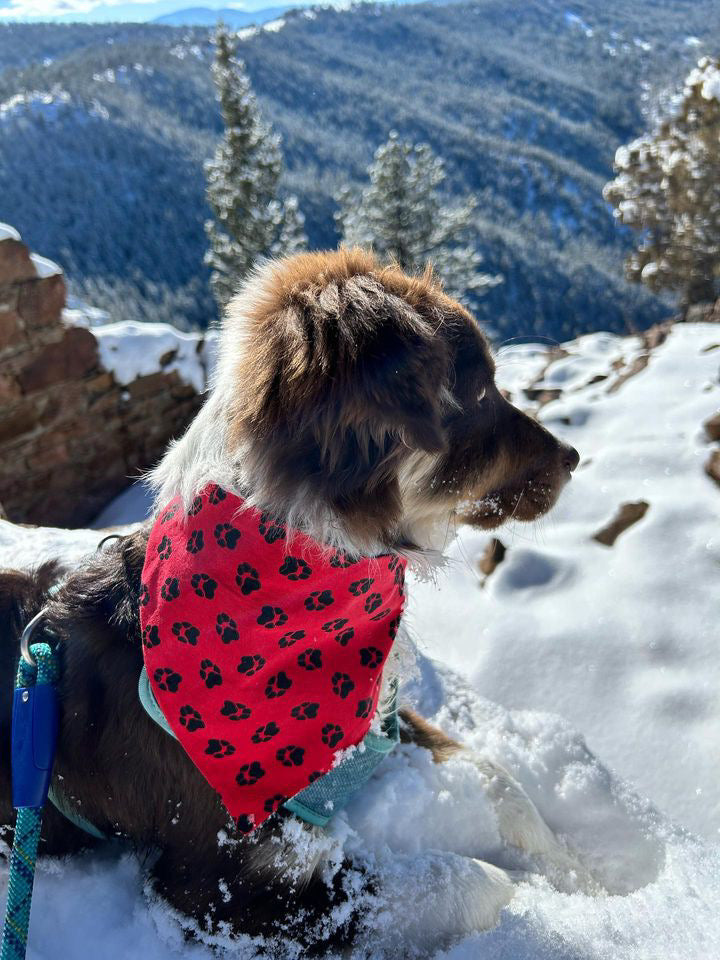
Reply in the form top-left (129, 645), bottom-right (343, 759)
top-left (561, 443), bottom-right (580, 473)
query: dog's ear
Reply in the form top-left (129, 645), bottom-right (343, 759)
top-left (229, 258), bottom-right (451, 536)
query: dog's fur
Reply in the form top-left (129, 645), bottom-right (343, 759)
top-left (0, 250), bottom-right (579, 949)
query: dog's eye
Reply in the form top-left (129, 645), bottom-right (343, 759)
top-left (477, 388), bottom-right (487, 403)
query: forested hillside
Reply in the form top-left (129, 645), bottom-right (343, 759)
top-left (1, 0), bottom-right (718, 337)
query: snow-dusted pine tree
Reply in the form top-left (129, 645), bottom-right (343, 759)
top-left (604, 57), bottom-right (720, 308)
top-left (336, 132), bottom-right (500, 306)
top-left (205, 24), bottom-right (305, 308)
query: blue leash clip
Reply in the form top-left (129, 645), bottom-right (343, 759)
top-left (11, 682), bottom-right (58, 810)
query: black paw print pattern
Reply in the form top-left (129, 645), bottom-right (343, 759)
top-left (186, 530), bottom-right (204, 554)
top-left (205, 739), bottom-right (236, 758)
top-left (291, 701), bottom-right (319, 720)
top-left (160, 577), bottom-right (180, 601)
top-left (258, 512), bottom-right (285, 544)
top-left (214, 523), bottom-right (241, 549)
top-left (321, 723), bottom-right (344, 749)
top-left (276, 745), bottom-right (305, 767)
top-left (160, 503), bottom-right (179, 524)
top-left (356, 697), bottom-right (373, 719)
top-left (142, 625), bottom-right (160, 648)
top-left (364, 592), bottom-right (383, 614)
top-left (331, 672), bottom-right (355, 699)
top-left (207, 485), bottom-right (227, 505)
top-left (215, 613), bottom-right (239, 644)
top-left (199, 659), bottom-right (222, 688)
top-left (251, 721), bottom-right (280, 743)
top-left (237, 654), bottom-right (266, 676)
top-left (257, 606), bottom-right (288, 629)
top-left (179, 705), bottom-right (204, 731)
top-left (172, 621), bottom-right (199, 645)
top-left (221, 700), bottom-right (251, 721)
top-left (278, 630), bottom-right (305, 648)
top-left (297, 648), bottom-right (323, 671)
top-left (153, 668), bottom-right (182, 693)
top-left (157, 535), bottom-right (172, 560)
top-left (264, 672), bottom-right (292, 699)
top-left (304, 590), bottom-right (334, 611)
top-left (141, 483), bottom-right (408, 832)
top-left (278, 556), bottom-right (312, 580)
top-left (359, 647), bottom-right (384, 668)
top-left (348, 578), bottom-right (373, 596)
top-left (236, 563), bottom-right (261, 595)
top-left (236, 762), bottom-right (265, 786)
top-left (191, 573), bottom-right (217, 599)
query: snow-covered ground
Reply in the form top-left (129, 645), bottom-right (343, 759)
top-left (1, 321), bottom-right (719, 958)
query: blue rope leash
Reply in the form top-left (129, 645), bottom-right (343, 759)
top-left (1, 639), bottom-right (59, 960)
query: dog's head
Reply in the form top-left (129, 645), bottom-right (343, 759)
top-left (213, 249), bottom-right (577, 552)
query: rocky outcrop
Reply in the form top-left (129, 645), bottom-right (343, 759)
top-left (0, 226), bottom-right (208, 528)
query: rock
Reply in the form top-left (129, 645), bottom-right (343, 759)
top-left (703, 413), bottom-right (720, 443)
top-left (17, 327), bottom-right (99, 393)
top-left (0, 238), bottom-right (37, 285)
top-left (592, 501), bottom-right (649, 547)
top-left (0, 312), bottom-right (24, 352)
top-left (706, 450), bottom-right (720, 489)
top-left (478, 538), bottom-right (506, 577)
top-left (16, 274), bottom-right (66, 328)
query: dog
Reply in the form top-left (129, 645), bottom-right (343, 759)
top-left (0, 249), bottom-right (579, 951)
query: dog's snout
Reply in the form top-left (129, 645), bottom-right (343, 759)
top-left (561, 443), bottom-right (580, 473)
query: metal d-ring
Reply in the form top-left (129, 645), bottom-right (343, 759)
top-left (20, 609), bottom-right (49, 668)
top-left (97, 533), bottom-right (123, 551)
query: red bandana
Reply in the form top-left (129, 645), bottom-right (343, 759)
top-left (140, 485), bottom-right (406, 832)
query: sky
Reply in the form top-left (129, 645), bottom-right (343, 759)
top-left (0, 0), bottom-right (306, 23)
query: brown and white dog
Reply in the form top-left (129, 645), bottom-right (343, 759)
top-left (0, 249), bottom-right (579, 951)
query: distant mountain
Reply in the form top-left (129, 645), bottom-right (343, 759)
top-left (152, 5), bottom-right (292, 27)
top-left (1, 0), bottom-right (718, 337)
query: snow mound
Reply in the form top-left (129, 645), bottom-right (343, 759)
top-left (1, 321), bottom-right (719, 957)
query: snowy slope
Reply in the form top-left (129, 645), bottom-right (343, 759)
top-left (1, 321), bottom-right (719, 958)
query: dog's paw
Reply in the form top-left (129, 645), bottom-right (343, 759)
top-left (142, 624), bottom-right (160, 648)
top-left (160, 577), bottom-right (180, 601)
top-left (251, 722), bottom-right (281, 743)
top-left (186, 530), bottom-right (204, 553)
top-left (348, 578), bottom-right (374, 596)
top-left (258, 512), bottom-right (285, 543)
top-left (363, 592), bottom-right (383, 613)
top-left (356, 697), bottom-right (373, 719)
top-left (157, 535), bottom-right (173, 560)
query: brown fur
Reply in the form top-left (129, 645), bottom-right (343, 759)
top-left (0, 250), bottom-right (579, 948)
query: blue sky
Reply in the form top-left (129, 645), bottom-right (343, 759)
top-left (0, 0), bottom-right (299, 23)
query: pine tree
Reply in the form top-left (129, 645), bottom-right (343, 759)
top-left (336, 132), bottom-right (500, 306)
top-left (604, 57), bottom-right (720, 309)
top-left (204, 24), bottom-right (305, 308)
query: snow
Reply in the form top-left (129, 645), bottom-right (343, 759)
top-left (2, 322), bottom-right (720, 957)
top-left (0, 88), bottom-right (71, 121)
top-left (30, 253), bottom-right (61, 278)
top-left (0, 223), bottom-right (21, 242)
top-left (78, 319), bottom-right (212, 393)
